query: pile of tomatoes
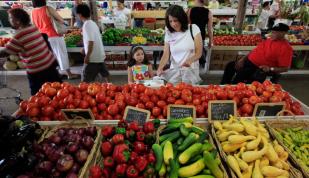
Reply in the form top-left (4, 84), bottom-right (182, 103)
top-left (0, 37), bottom-right (11, 47)
top-left (18, 81), bottom-right (304, 121)
top-left (214, 35), bottom-right (262, 46)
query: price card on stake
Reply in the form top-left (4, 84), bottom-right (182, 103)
top-left (208, 100), bottom-right (236, 121)
top-left (167, 105), bottom-right (196, 120)
top-left (253, 102), bottom-right (285, 117)
top-left (61, 109), bottom-right (95, 120)
top-left (124, 106), bottom-right (150, 126)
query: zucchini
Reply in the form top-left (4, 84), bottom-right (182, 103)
top-left (192, 125), bottom-right (204, 135)
top-left (186, 154), bottom-right (202, 165)
top-left (180, 124), bottom-right (190, 136)
top-left (160, 126), bottom-right (180, 135)
top-left (179, 143), bottom-right (203, 164)
top-left (203, 151), bottom-right (224, 178)
top-left (159, 131), bottom-right (180, 142)
top-left (202, 169), bottom-right (212, 175)
top-left (169, 117), bottom-right (193, 124)
top-left (177, 137), bottom-right (184, 146)
top-left (169, 158), bottom-right (179, 178)
top-left (152, 144), bottom-right (163, 171)
top-left (178, 132), bottom-right (198, 151)
top-left (161, 131), bottom-right (181, 147)
top-left (178, 158), bottom-right (205, 177)
top-left (163, 141), bottom-right (173, 165)
top-left (159, 162), bottom-right (166, 176)
top-left (198, 132), bottom-right (209, 143)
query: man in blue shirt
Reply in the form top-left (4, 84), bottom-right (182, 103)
top-left (71, 0), bottom-right (83, 28)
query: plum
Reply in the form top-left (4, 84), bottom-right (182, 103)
top-left (86, 127), bottom-right (97, 137)
top-left (56, 154), bottom-right (74, 172)
top-left (66, 172), bottom-right (78, 178)
top-left (82, 136), bottom-right (94, 150)
top-left (37, 161), bottom-right (53, 174)
top-left (67, 142), bottom-right (79, 153)
top-left (70, 163), bottom-right (81, 173)
top-left (75, 149), bottom-right (89, 164)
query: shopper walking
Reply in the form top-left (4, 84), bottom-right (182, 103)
top-left (157, 5), bottom-right (203, 85)
top-left (31, 0), bottom-right (78, 80)
top-left (71, 0), bottom-right (83, 28)
top-left (0, 8), bottom-right (62, 95)
top-left (221, 23), bottom-right (292, 84)
top-left (76, 4), bottom-right (109, 83)
top-left (188, 0), bottom-right (213, 67)
top-left (127, 46), bottom-right (154, 84)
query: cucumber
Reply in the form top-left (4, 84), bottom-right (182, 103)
top-left (159, 162), bottom-right (166, 176)
top-left (186, 154), bottom-right (202, 165)
top-left (178, 143), bottom-right (203, 164)
top-left (178, 132), bottom-right (197, 151)
top-left (177, 137), bottom-right (184, 146)
top-left (188, 175), bottom-right (215, 178)
top-left (198, 132), bottom-right (209, 143)
top-left (180, 124), bottom-right (190, 137)
top-left (152, 144), bottom-right (163, 171)
top-left (159, 131), bottom-right (180, 142)
top-left (202, 169), bottom-right (212, 175)
top-left (160, 126), bottom-right (180, 135)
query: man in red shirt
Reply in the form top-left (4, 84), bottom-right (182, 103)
top-left (221, 23), bottom-right (292, 84)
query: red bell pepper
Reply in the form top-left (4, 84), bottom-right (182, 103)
top-left (147, 151), bottom-right (156, 164)
top-left (135, 156), bottom-right (148, 172)
top-left (136, 131), bottom-right (145, 141)
top-left (103, 156), bottom-right (114, 168)
top-left (115, 163), bottom-right (127, 177)
top-left (112, 134), bottom-right (124, 144)
top-left (126, 129), bottom-right (136, 141)
top-left (143, 165), bottom-right (155, 178)
top-left (102, 168), bottom-right (111, 178)
top-left (89, 165), bottom-right (102, 178)
top-left (101, 141), bottom-right (113, 157)
top-left (130, 151), bottom-right (139, 162)
top-left (113, 143), bottom-right (131, 163)
top-left (129, 121), bottom-right (139, 131)
top-left (133, 141), bottom-right (146, 153)
top-left (126, 165), bottom-right (139, 178)
top-left (101, 125), bottom-right (114, 138)
top-left (143, 121), bottom-right (155, 134)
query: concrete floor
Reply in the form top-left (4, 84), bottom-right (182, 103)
top-left (1, 74), bottom-right (309, 115)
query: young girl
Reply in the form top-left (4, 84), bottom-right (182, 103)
top-left (128, 46), bottom-right (153, 83)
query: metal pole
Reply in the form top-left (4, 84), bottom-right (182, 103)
top-left (235, 0), bottom-right (248, 33)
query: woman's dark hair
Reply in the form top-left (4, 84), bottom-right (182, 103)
top-left (8, 8), bottom-right (30, 26)
top-left (32, 0), bottom-right (46, 8)
top-left (76, 4), bottom-right (90, 18)
top-left (165, 5), bottom-right (188, 33)
top-left (117, 0), bottom-right (125, 4)
top-left (127, 46), bottom-right (149, 67)
top-left (263, 1), bottom-right (270, 8)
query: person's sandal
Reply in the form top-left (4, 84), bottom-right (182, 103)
top-left (67, 74), bottom-right (79, 80)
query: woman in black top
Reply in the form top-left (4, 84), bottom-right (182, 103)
top-left (188, 0), bottom-right (213, 47)
top-left (188, 0), bottom-right (213, 67)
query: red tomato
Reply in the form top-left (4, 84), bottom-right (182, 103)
top-left (116, 100), bottom-right (126, 110)
top-left (19, 100), bottom-right (28, 111)
top-left (196, 105), bottom-right (204, 115)
top-left (136, 103), bottom-right (145, 109)
top-left (145, 101), bottom-right (155, 109)
top-left (79, 100), bottom-right (89, 109)
top-left (96, 92), bottom-right (106, 103)
top-left (152, 107), bottom-right (161, 117)
top-left (36, 96), bottom-right (51, 107)
top-left (241, 104), bottom-right (253, 115)
top-left (87, 84), bottom-right (101, 96)
top-left (167, 96), bottom-right (176, 104)
top-left (73, 99), bottom-right (81, 108)
top-left (27, 107), bottom-right (40, 117)
top-left (249, 96), bottom-right (259, 105)
top-left (216, 90), bottom-right (228, 100)
top-left (42, 106), bottom-right (54, 116)
top-left (107, 104), bottom-right (119, 116)
top-left (51, 82), bottom-right (61, 89)
top-left (98, 103), bottom-right (107, 111)
top-left (171, 90), bottom-right (181, 98)
top-left (175, 99), bottom-right (185, 105)
top-left (262, 91), bottom-right (272, 98)
top-left (127, 96), bottom-right (138, 106)
top-left (78, 82), bottom-right (88, 91)
top-left (57, 89), bottom-right (69, 99)
top-left (157, 100), bottom-right (167, 109)
top-left (242, 98), bottom-right (249, 104)
top-left (150, 95), bottom-right (159, 103)
top-left (44, 87), bottom-right (57, 97)
top-left (88, 98), bottom-right (97, 107)
top-left (140, 95), bottom-right (150, 103)
top-left (144, 88), bottom-right (155, 96)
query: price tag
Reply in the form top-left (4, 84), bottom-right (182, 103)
top-left (253, 102), bottom-right (285, 117)
top-left (208, 100), bottom-right (236, 121)
top-left (61, 109), bottom-right (95, 120)
top-left (124, 106), bottom-right (150, 125)
top-left (167, 105), bottom-right (196, 120)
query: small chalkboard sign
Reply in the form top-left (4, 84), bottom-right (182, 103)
top-left (61, 109), bottom-right (95, 120)
top-left (253, 102), bottom-right (285, 117)
top-left (167, 105), bottom-right (196, 120)
top-left (208, 100), bottom-right (236, 121)
top-left (124, 106), bottom-right (150, 125)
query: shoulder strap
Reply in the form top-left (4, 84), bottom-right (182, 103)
top-left (190, 24), bottom-right (194, 41)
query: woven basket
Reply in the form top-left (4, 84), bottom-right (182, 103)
top-left (265, 110), bottom-right (309, 177)
top-left (156, 123), bottom-right (229, 178)
top-left (210, 118), bottom-right (303, 178)
top-left (43, 119), bottom-right (101, 178)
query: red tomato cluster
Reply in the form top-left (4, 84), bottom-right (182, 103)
top-left (19, 81), bottom-right (304, 121)
top-left (0, 37), bottom-right (10, 47)
top-left (214, 35), bottom-right (262, 46)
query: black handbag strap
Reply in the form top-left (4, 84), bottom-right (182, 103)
top-left (190, 24), bottom-right (194, 41)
